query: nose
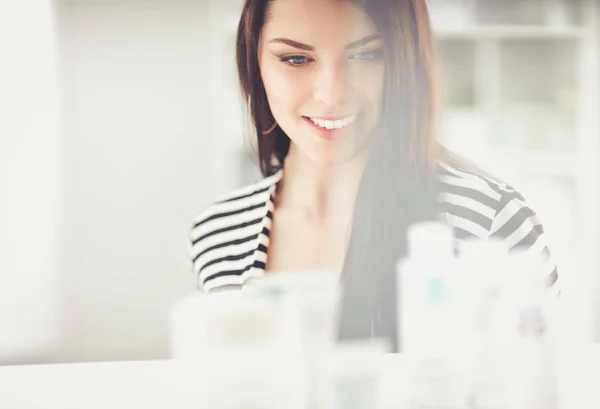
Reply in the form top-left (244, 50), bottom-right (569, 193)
top-left (313, 61), bottom-right (352, 110)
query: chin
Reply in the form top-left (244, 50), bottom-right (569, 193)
top-left (287, 132), bottom-right (370, 167)
top-left (308, 147), bottom-right (366, 167)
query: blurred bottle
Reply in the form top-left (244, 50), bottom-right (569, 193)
top-left (457, 240), bottom-right (509, 409)
top-left (458, 241), bottom-right (559, 409)
top-left (502, 252), bottom-right (559, 409)
top-left (396, 221), bottom-right (468, 408)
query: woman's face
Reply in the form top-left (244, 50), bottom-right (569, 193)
top-left (258, 0), bottom-right (385, 165)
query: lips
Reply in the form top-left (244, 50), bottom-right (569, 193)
top-left (307, 115), bottom-right (357, 130)
top-left (302, 115), bottom-right (359, 141)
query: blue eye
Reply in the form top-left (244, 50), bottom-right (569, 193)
top-left (350, 49), bottom-right (384, 61)
top-left (280, 55), bottom-right (311, 67)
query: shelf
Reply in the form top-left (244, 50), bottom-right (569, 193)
top-left (434, 25), bottom-right (587, 40)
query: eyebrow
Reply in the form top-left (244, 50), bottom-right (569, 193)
top-left (268, 34), bottom-right (380, 51)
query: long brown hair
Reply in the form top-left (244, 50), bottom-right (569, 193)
top-left (236, 0), bottom-right (441, 349)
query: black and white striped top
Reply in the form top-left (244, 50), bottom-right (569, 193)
top-left (189, 161), bottom-right (559, 294)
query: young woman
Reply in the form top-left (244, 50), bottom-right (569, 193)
top-left (189, 0), bottom-right (559, 347)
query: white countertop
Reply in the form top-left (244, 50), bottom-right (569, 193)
top-left (0, 359), bottom-right (203, 409)
top-left (0, 345), bottom-right (598, 409)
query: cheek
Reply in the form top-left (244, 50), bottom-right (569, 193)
top-left (261, 63), bottom-right (306, 115)
top-left (354, 66), bottom-right (385, 117)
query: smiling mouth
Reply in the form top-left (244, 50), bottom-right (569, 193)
top-left (305, 115), bottom-right (358, 130)
top-left (302, 114), bottom-right (360, 141)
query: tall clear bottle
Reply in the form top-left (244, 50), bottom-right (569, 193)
top-left (396, 221), bottom-right (468, 409)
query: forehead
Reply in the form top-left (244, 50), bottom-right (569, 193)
top-left (262, 0), bottom-right (378, 43)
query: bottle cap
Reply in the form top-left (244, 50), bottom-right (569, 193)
top-left (407, 221), bottom-right (455, 260)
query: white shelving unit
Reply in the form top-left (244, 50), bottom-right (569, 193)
top-left (431, 0), bottom-right (600, 342)
top-left (435, 25), bottom-right (587, 40)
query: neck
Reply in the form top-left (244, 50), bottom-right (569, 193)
top-left (276, 144), bottom-right (367, 227)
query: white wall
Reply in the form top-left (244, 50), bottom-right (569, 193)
top-left (0, 1), bottom-right (60, 364)
top-left (54, 0), bottom-right (218, 362)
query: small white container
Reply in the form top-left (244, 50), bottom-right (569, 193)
top-left (169, 291), bottom-right (307, 409)
top-left (317, 340), bottom-right (390, 409)
top-left (243, 270), bottom-right (340, 409)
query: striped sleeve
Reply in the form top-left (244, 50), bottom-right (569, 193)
top-left (489, 191), bottom-right (559, 294)
top-left (186, 179), bottom-right (275, 293)
top-left (188, 204), bottom-right (263, 293)
top-left (188, 214), bottom-right (208, 292)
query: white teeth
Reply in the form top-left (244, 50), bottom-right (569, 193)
top-left (309, 115), bottom-right (357, 130)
